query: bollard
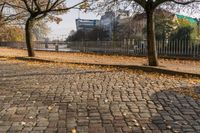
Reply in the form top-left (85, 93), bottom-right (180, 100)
top-left (45, 43), bottom-right (48, 49)
top-left (55, 44), bottom-right (59, 52)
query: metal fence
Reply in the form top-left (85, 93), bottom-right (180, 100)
top-left (0, 41), bottom-right (70, 51)
top-left (0, 41), bottom-right (25, 48)
top-left (67, 40), bottom-right (200, 58)
top-left (0, 40), bottom-right (200, 58)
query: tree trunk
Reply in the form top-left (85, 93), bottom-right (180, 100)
top-left (146, 9), bottom-right (159, 66)
top-left (25, 18), bottom-right (35, 57)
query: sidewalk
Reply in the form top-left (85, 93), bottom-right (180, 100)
top-left (0, 47), bottom-right (200, 76)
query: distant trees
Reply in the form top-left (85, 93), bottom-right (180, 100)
top-left (139, 11), bottom-right (177, 40)
top-left (169, 26), bottom-right (198, 41)
top-left (67, 30), bottom-right (85, 41)
top-left (114, 19), bottom-right (133, 41)
top-left (154, 15), bottom-right (176, 40)
top-left (87, 27), bottom-right (109, 41)
top-left (0, 1), bottom-right (24, 42)
top-left (0, 25), bottom-right (24, 41)
top-left (67, 27), bottom-right (109, 41)
top-left (0, 20), bottom-right (50, 42)
top-left (175, 18), bottom-right (200, 40)
top-left (0, 25), bottom-right (50, 42)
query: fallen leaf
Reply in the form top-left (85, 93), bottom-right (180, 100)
top-left (123, 113), bottom-right (127, 116)
top-left (21, 121), bottom-right (26, 125)
top-left (48, 106), bottom-right (53, 110)
top-left (29, 116), bottom-right (33, 119)
top-left (132, 119), bottom-right (137, 122)
top-left (134, 123), bottom-right (139, 127)
top-left (167, 125), bottom-right (171, 129)
top-left (142, 127), bottom-right (146, 130)
top-left (17, 91), bottom-right (21, 94)
top-left (104, 99), bottom-right (108, 103)
top-left (72, 128), bottom-right (76, 133)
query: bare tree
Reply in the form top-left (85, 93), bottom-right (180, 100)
top-left (93, 0), bottom-right (200, 66)
top-left (3, 0), bottom-right (87, 57)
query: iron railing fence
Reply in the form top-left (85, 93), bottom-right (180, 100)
top-left (0, 41), bottom-right (68, 51)
top-left (67, 40), bottom-right (200, 58)
top-left (0, 39), bottom-right (200, 58)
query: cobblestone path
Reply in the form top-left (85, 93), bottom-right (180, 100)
top-left (0, 59), bottom-right (200, 133)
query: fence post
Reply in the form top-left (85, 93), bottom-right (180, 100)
top-left (104, 41), bottom-right (106, 54)
top-left (180, 39), bottom-right (182, 56)
top-left (133, 39), bottom-right (135, 55)
top-left (194, 43), bottom-right (196, 57)
top-left (45, 40), bottom-right (48, 49)
top-left (84, 41), bottom-right (86, 53)
top-left (55, 43), bottom-right (59, 52)
top-left (197, 44), bottom-right (200, 58)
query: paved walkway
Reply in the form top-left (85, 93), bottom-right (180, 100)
top-left (0, 47), bottom-right (200, 74)
top-left (0, 58), bottom-right (200, 133)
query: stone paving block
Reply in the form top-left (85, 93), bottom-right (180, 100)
top-left (9, 125), bottom-right (23, 131)
top-left (57, 128), bottom-right (67, 133)
top-left (0, 126), bottom-right (10, 131)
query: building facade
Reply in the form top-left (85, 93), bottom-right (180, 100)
top-left (76, 19), bottom-right (100, 31)
top-left (100, 11), bottom-right (116, 39)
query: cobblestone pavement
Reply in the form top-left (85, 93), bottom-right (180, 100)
top-left (0, 58), bottom-right (200, 133)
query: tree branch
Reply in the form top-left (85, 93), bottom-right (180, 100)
top-left (4, 2), bottom-right (27, 10)
top-left (21, 0), bottom-right (33, 13)
top-left (154, 0), bottom-right (199, 7)
top-left (172, 0), bottom-right (200, 5)
top-left (33, 0), bottom-right (41, 11)
top-left (49, 0), bottom-right (86, 12)
top-left (134, 0), bottom-right (146, 8)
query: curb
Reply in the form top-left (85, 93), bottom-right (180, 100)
top-left (1, 56), bottom-right (200, 78)
top-left (34, 49), bottom-right (200, 61)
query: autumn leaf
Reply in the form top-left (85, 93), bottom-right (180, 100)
top-left (71, 128), bottom-right (77, 133)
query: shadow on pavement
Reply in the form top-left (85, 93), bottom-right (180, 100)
top-left (150, 87), bottom-right (200, 133)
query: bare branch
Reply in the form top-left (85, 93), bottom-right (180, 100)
top-left (33, 0), bottom-right (41, 11)
top-left (21, 0), bottom-right (33, 13)
top-left (172, 0), bottom-right (200, 5)
top-left (49, 0), bottom-right (86, 12)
